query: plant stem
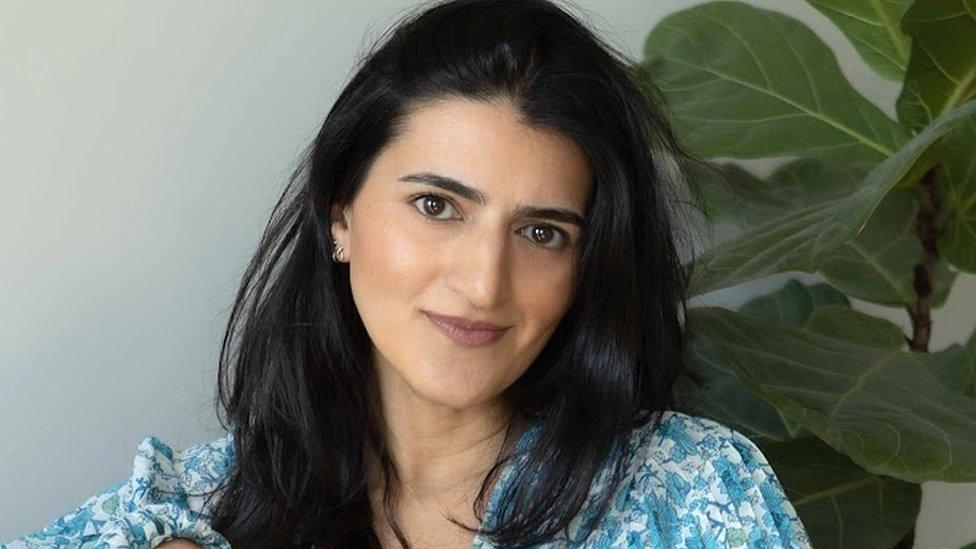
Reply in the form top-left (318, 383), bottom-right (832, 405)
top-left (897, 167), bottom-right (943, 549)
top-left (908, 168), bottom-right (942, 353)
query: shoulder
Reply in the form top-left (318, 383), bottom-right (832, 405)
top-left (632, 409), bottom-right (761, 468)
top-left (132, 432), bottom-right (236, 507)
top-left (616, 410), bottom-right (812, 548)
top-left (3, 433), bottom-right (235, 548)
top-left (629, 409), bottom-right (783, 477)
top-left (624, 410), bottom-right (762, 504)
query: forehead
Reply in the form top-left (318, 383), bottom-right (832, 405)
top-left (379, 97), bottom-right (593, 206)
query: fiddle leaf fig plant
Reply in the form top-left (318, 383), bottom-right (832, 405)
top-left (634, 1), bottom-right (976, 547)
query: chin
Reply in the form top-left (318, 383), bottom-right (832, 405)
top-left (411, 371), bottom-right (496, 410)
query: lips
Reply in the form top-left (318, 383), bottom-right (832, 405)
top-left (423, 311), bottom-right (509, 347)
top-left (423, 311), bottom-right (508, 331)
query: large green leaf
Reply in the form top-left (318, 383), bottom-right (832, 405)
top-left (677, 280), bottom-right (848, 442)
top-left (819, 188), bottom-right (959, 307)
top-left (738, 281), bottom-right (852, 439)
top-left (685, 100), bottom-right (976, 297)
top-left (925, 345), bottom-right (976, 396)
top-left (640, 1), bottom-right (909, 165)
top-left (805, 0), bottom-right (912, 81)
top-left (761, 436), bottom-right (920, 549)
top-left (686, 159), bottom-right (862, 233)
top-left (686, 305), bottom-right (976, 482)
top-left (804, 304), bottom-right (973, 394)
top-left (756, 306), bottom-right (969, 468)
top-left (738, 279), bottom-right (849, 328)
top-left (896, 0), bottom-right (976, 131)
top-left (677, 331), bottom-right (793, 442)
top-left (737, 280), bottom-right (850, 438)
top-left (937, 116), bottom-right (976, 272)
top-left (804, 304), bottom-right (907, 349)
top-left (689, 160), bottom-right (960, 306)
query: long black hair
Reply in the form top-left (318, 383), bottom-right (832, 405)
top-left (205, 0), bottom-right (701, 546)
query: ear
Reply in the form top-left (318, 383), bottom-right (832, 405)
top-left (329, 203), bottom-right (351, 254)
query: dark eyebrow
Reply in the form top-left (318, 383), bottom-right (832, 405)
top-left (397, 172), bottom-right (585, 228)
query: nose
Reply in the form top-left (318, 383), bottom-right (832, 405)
top-left (446, 223), bottom-right (512, 309)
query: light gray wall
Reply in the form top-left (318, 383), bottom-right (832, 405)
top-left (1, 1), bottom-right (973, 546)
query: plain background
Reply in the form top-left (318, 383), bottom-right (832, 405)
top-left (2, 0), bottom-right (974, 545)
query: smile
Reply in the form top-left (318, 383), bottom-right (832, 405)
top-left (423, 311), bottom-right (509, 347)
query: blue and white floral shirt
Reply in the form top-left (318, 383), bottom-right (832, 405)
top-left (3, 410), bottom-right (811, 548)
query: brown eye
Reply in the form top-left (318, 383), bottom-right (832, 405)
top-left (533, 226), bottom-right (553, 243)
top-left (520, 224), bottom-right (568, 250)
top-left (411, 193), bottom-right (457, 220)
top-left (422, 196), bottom-right (444, 216)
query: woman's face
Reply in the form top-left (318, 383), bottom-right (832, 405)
top-left (331, 97), bottom-right (593, 411)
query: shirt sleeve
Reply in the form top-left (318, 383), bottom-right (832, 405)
top-left (686, 415), bottom-right (812, 548)
top-left (615, 411), bottom-right (812, 548)
top-left (2, 434), bottom-right (235, 549)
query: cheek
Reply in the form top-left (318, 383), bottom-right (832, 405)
top-left (484, 260), bottom-right (574, 393)
top-left (348, 207), bottom-right (433, 327)
top-left (526, 266), bottom-right (573, 316)
top-left (513, 264), bottom-right (575, 352)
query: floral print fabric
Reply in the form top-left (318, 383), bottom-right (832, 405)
top-left (3, 435), bottom-right (235, 548)
top-left (3, 410), bottom-right (810, 548)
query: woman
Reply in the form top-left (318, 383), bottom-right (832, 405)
top-left (4, 0), bottom-right (811, 547)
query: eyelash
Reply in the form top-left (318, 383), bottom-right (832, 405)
top-left (408, 192), bottom-right (571, 251)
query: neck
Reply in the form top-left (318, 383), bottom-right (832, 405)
top-left (364, 359), bottom-right (523, 501)
top-left (381, 399), bottom-right (513, 498)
